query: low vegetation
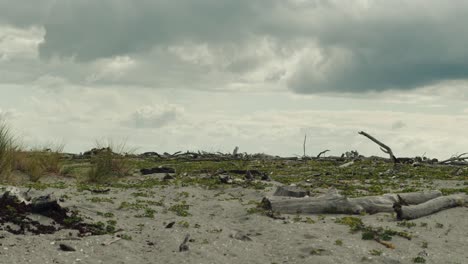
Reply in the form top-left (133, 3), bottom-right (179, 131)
top-left (87, 141), bottom-right (134, 183)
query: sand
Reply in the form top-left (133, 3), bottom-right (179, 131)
top-left (0, 176), bottom-right (467, 264)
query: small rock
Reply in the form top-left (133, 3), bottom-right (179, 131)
top-left (165, 222), bottom-right (176, 229)
top-left (261, 173), bottom-right (271, 181)
top-left (219, 174), bottom-right (233, 184)
top-left (230, 231), bottom-right (252, 241)
top-left (59, 243), bottom-right (76, 252)
top-left (244, 171), bottom-right (254, 181)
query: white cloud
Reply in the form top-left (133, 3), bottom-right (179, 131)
top-left (0, 25), bottom-right (43, 61)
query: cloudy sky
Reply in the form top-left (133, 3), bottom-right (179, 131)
top-left (1, 0), bottom-right (468, 158)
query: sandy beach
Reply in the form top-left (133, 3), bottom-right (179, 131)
top-left (1, 167), bottom-right (467, 264)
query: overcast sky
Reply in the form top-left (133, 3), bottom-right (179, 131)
top-left (1, 0), bottom-right (468, 158)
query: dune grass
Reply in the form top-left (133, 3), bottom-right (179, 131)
top-left (0, 121), bottom-right (18, 181)
top-left (87, 140), bottom-right (134, 183)
top-left (1, 120), bottom-right (68, 182)
top-left (14, 144), bottom-right (65, 182)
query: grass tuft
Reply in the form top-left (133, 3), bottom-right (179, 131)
top-left (0, 121), bottom-right (18, 181)
top-left (87, 140), bottom-right (134, 183)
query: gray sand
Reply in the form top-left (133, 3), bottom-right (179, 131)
top-left (0, 178), bottom-right (467, 264)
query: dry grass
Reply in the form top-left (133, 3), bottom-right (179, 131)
top-left (13, 145), bottom-right (64, 182)
top-left (87, 140), bottom-right (134, 183)
top-left (1, 120), bottom-right (69, 182)
top-left (0, 121), bottom-right (18, 181)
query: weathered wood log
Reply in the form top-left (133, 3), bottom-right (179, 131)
top-left (394, 194), bottom-right (468, 220)
top-left (262, 189), bottom-right (442, 215)
top-left (358, 131), bottom-right (399, 163)
top-left (273, 186), bottom-right (310, 198)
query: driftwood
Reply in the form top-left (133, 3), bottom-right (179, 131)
top-left (317, 150), bottom-right (330, 158)
top-left (273, 186), bottom-right (310, 198)
top-left (438, 153), bottom-right (468, 165)
top-left (262, 189), bottom-right (442, 216)
top-left (358, 131), bottom-right (399, 163)
top-left (263, 187), bottom-right (467, 220)
top-left (303, 134), bottom-right (307, 157)
top-left (394, 194), bottom-right (468, 220)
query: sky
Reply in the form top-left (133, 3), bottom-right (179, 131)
top-left (1, 0), bottom-right (468, 158)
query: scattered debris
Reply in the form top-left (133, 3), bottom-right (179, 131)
top-left (101, 237), bottom-right (122, 246)
top-left (219, 174), bottom-right (233, 184)
top-left (0, 188), bottom-right (117, 236)
top-left (59, 243), bottom-right (76, 252)
top-left (163, 174), bottom-right (175, 181)
top-left (179, 234), bottom-right (190, 252)
top-left (230, 231), bottom-right (252, 241)
top-left (165, 222), bottom-right (176, 229)
top-left (339, 161), bottom-right (354, 168)
top-left (140, 167), bottom-right (176, 175)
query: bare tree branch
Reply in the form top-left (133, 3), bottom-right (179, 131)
top-left (438, 152), bottom-right (468, 164)
top-left (358, 131), bottom-right (399, 163)
top-left (317, 149), bottom-right (330, 158)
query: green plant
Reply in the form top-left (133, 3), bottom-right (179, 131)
top-left (413, 256), bottom-right (426, 263)
top-left (309, 248), bottom-right (326, 255)
top-left (168, 202), bottom-right (191, 217)
top-left (135, 208), bottom-right (156, 218)
top-left (369, 249), bottom-right (382, 256)
top-left (12, 143), bottom-right (65, 182)
top-left (178, 221), bottom-right (190, 228)
top-left (119, 234), bottom-right (132, 240)
top-left (397, 221), bottom-right (417, 228)
top-left (335, 240), bottom-right (343, 246)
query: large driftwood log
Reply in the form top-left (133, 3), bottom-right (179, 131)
top-left (263, 189), bottom-right (442, 215)
top-left (358, 131), bottom-right (399, 163)
top-left (394, 194), bottom-right (468, 220)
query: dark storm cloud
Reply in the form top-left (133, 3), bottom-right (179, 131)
top-left (1, 0), bottom-right (468, 93)
top-left (37, 0), bottom-right (264, 61)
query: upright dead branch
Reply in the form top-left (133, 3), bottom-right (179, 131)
top-left (303, 134), bottom-right (307, 157)
top-left (358, 131), bottom-right (399, 163)
top-left (317, 149), bottom-right (330, 158)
